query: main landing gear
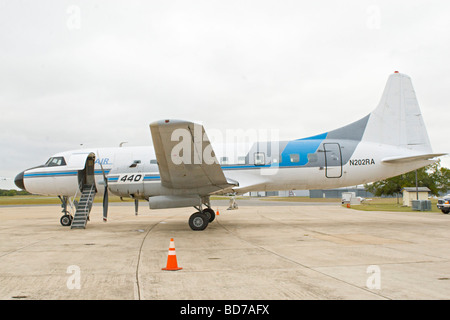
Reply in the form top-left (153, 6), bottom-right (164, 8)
top-left (188, 207), bottom-right (216, 231)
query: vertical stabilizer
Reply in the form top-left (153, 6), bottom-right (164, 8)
top-left (362, 72), bottom-right (433, 153)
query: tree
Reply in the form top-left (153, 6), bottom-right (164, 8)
top-left (0, 189), bottom-right (30, 196)
top-left (364, 175), bottom-right (405, 204)
top-left (364, 160), bottom-right (450, 202)
top-left (436, 166), bottom-right (450, 195)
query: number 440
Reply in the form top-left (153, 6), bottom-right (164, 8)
top-left (120, 174), bottom-right (142, 182)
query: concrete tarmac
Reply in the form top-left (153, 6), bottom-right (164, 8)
top-left (0, 201), bottom-right (449, 300)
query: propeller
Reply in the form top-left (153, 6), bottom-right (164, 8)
top-left (135, 198), bottom-right (139, 216)
top-left (102, 181), bottom-right (108, 222)
top-left (97, 153), bottom-right (109, 222)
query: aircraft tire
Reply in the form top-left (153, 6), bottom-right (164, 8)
top-left (202, 208), bottom-right (216, 223)
top-left (60, 215), bottom-right (72, 227)
top-left (189, 212), bottom-right (209, 231)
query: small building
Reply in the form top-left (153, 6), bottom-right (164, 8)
top-left (402, 187), bottom-right (430, 207)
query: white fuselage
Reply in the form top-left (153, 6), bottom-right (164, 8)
top-left (21, 141), bottom-right (433, 198)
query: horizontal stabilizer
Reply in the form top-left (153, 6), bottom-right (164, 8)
top-left (382, 153), bottom-right (447, 164)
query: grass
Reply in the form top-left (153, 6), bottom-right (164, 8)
top-left (345, 197), bottom-right (441, 213)
top-left (0, 194), bottom-right (247, 206)
top-left (0, 195), bottom-right (442, 214)
top-left (0, 195), bottom-right (140, 206)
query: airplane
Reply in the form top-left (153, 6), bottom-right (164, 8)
top-left (14, 72), bottom-right (446, 230)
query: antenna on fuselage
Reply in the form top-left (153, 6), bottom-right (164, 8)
top-left (119, 142), bottom-right (128, 147)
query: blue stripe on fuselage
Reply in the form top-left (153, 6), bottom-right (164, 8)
top-left (280, 132), bottom-right (327, 166)
top-left (24, 169), bottom-right (110, 178)
top-left (24, 171), bottom-right (78, 177)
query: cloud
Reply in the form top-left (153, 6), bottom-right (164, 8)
top-left (1, 0), bottom-right (449, 182)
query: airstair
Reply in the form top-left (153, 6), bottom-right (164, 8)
top-left (71, 184), bottom-right (96, 229)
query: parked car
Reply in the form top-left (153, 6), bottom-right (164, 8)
top-left (437, 194), bottom-right (450, 214)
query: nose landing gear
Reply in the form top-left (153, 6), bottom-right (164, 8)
top-left (58, 195), bottom-right (73, 227)
top-left (60, 214), bottom-right (73, 227)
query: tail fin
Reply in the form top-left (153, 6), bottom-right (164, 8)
top-left (362, 72), bottom-right (433, 153)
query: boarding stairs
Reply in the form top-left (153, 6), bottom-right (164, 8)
top-left (71, 184), bottom-right (96, 229)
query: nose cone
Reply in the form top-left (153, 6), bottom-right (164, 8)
top-left (14, 171), bottom-right (25, 190)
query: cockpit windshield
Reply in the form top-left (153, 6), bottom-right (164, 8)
top-left (45, 157), bottom-right (67, 167)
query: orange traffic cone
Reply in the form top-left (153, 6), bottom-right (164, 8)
top-left (216, 209), bottom-right (220, 215)
top-left (162, 238), bottom-right (182, 271)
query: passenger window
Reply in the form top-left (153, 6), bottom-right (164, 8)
top-left (290, 154), bottom-right (300, 163)
top-left (254, 152), bottom-right (265, 166)
top-left (307, 153), bottom-right (318, 163)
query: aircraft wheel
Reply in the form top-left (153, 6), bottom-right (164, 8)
top-left (202, 208), bottom-right (216, 223)
top-left (60, 215), bottom-right (72, 227)
top-left (189, 212), bottom-right (209, 231)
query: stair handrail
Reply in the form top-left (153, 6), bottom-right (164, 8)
top-left (81, 184), bottom-right (96, 214)
top-left (69, 180), bottom-right (84, 214)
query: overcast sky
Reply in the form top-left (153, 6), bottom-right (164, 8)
top-left (1, 0), bottom-right (449, 189)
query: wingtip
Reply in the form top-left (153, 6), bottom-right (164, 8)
top-left (150, 119), bottom-right (181, 128)
top-left (390, 71), bottom-right (410, 78)
top-left (150, 119), bottom-right (201, 127)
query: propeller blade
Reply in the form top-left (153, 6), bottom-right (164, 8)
top-left (98, 161), bottom-right (107, 184)
top-left (135, 199), bottom-right (139, 216)
top-left (97, 151), bottom-right (109, 222)
top-left (103, 185), bottom-right (108, 222)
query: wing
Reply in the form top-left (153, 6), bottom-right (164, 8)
top-left (149, 119), bottom-right (237, 193)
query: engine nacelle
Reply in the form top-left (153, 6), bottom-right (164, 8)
top-left (107, 163), bottom-right (209, 210)
top-left (148, 195), bottom-right (201, 209)
top-left (107, 162), bottom-right (151, 199)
